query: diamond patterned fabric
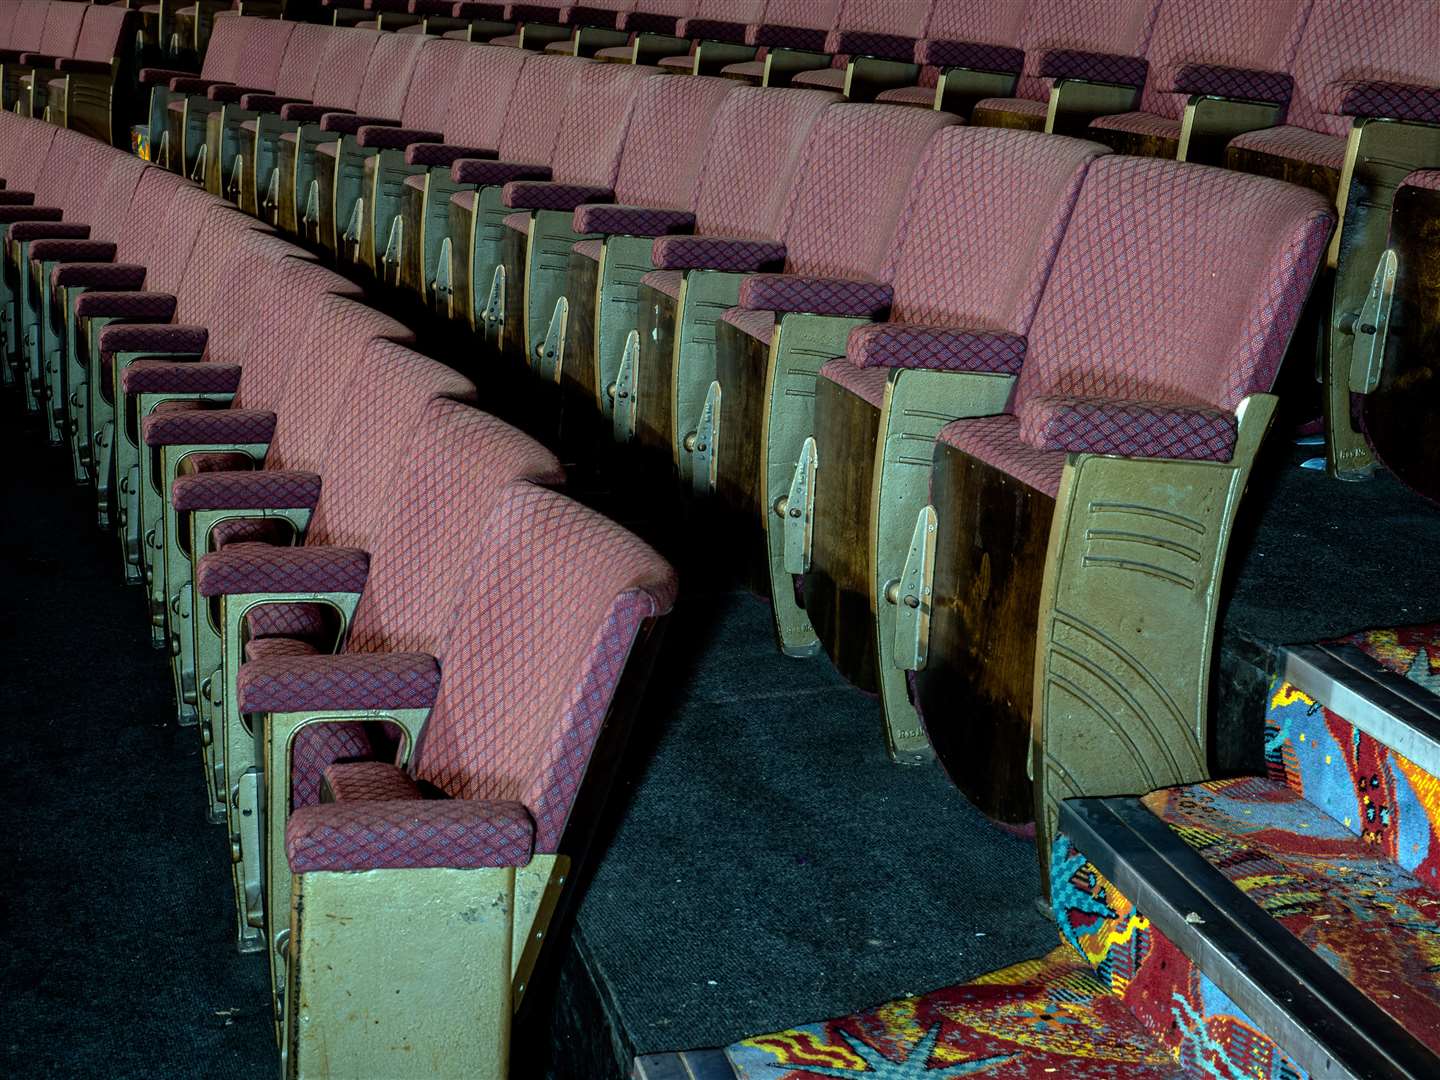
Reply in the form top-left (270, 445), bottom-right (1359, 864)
top-left (1170, 62), bottom-right (1295, 107)
top-left (502, 181), bottom-right (614, 211)
top-left (1018, 394), bottom-right (1238, 461)
top-left (352, 30), bottom-right (428, 122)
top-left (238, 652), bottom-right (441, 712)
top-left (408, 483), bottom-right (676, 854)
top-left (997, 0), bottom-right (1160, 106)
top-left (245, 637), bottom-right (321, 661)
top-left (1015, 156), bottom-right (1334, 414)
top-left (1126, 0), bottom-right (1311, 122)
top-left (1283, 0), bottom-right (1440, 138)
top-left (354, 125), bottom-right (442, 150)
top-left (790, 67), bottom-right (846, 90)
top-left (549, 63), bottom-right (655, 188)
top-left (143, 408), bottom-right (276, 449)
top-left (228, 17), bottom-right (295, 91)
top-left (186, 15), bottom-right (249, 82)
top-left (286, 799), bottom-right (535, 871)
top-left (1088, 110), bottom-right (1181, 142)
top-left (52, 263), bottom-right (147, 290)
top-left (309, 27), bottom-right (382, 110)
top-left (99, 324), bottom-right (207, 357)
top-left (1035, 47), bottom-right (1149, 88)
top-left (639, 269), bottom-right (683, 298)
top-left (921, 0), bottom-right (1028, 55)
top-left (822, 0), bottom-right (928, 53)
top-left (171, 467), bottom-right (316, 510)
top-left (612, 75), bottom-right (738, 212)
top-left (848, 325), bottom-right (1027, 373)
top-left (1404, 170), bottom-right (1440, 194)
top-left (1226, 124), bottom-right (1346, 171)
top-left (450, 158), bottom-right (550, 185)
top-left (73, 3), bottom-right (128, 62)
top-left (35, 2), bottom-right (83, 57)
top-left (937, 414), bottom-right (1066, 498)
top-left (874, 83), bottom-right (935, 106)
top-left (737, 274), bottom-right (892, 317)
top-left (749, 0), bottom-right (839, 49)
top-left (919, 39), bottom-right (1025, 72)
top-left (405, 142), bottom-right (494, 168)
top-left (571, 205), bottom-right (695, 236)
top-left (1324, 79), bottom-right (1440, 124)
top-left (777, 104), bottom-right (956, 282)
top-left (321, 762), bottom-right (422, 803)
top-left (818, 356), bottom-right (888, 408)
top-left (273, 24), bottom-right (335, 100)
top-left (196, 544), bottom-right (370, 597)
top-left (247, 605), bottom-right (332, 641)
top-left (650, 235), bottom-right (787, 271)
top-left (441, 44), bottom-right (527, 149)
top-left (122, 360), bottom-right (242, 396)
top-left (719, 306), bottom-right (776, 345)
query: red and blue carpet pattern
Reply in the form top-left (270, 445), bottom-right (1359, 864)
top-left (1144, 778), bottom-right (1440, 1054)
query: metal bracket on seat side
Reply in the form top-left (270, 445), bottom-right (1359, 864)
top-left (781, 436), bottom-right (816, 575)
top-left (535, 296), bottom-right (567, 382)
top-left (611, 329), bottom-right (639, 442)
top-left (1349, 248), bottom-right (1397, 394)
top-left (689, 381), bottom-right (720, 496)
top-left (890, 504), bottom-right (937, 672)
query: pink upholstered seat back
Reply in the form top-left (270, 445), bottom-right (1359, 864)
top-left (777, 103), bottom-right (956, 280)
top-left (1284, 0), bottom-right (1440, 137)
top-left (396, 37), bottom-right (469, 130)
top-left (226, 16), bottom-right (297, 93)
top-left (73, 4), bottom-right (130, 63)
top-left (825, 0), bottom-right (931, 49)
top-left (550, 63), bottom-right (655, 187)
top-left (0, 115), bottom-right (56, 193)
top-left (303, 347), bottom-right (480, 561)
top-left (346, 399), bottom-right (563, 654)
top-left (441, 45), bottom-right (528, 149)
top-left (53, 132), bottom-right (119, 217)
top-left (116, 167), bottom-right (189, 265)
top-left (750, 0), bottom-right (840, 44)
top-left (309, 27), bottom-right (383, 111)
top-left (190, 230), bottom-right (305, 367)
top-left (86, 154), bottom-right (150, 244)
top-left (623, 0), bottom-right (691, 29)
top-left (35, 0), bottom-right (83, 58)
top-left (922, 0), bottom-right (1027, 46)
top-left (1135, 0), bottom-right (1312, 121)
top-left (263, 295), bottom-right (415, 474)
top-left (612, 74), bottom-right (738, 208)
top-left (494, 54), bottom-right (589, 165)
top-left (9, 1), bottom-right (47, 54)
top-left (355, 29), bottom-right (430, 120)
top-left (887, 128), bottom-right (1106, 333)
top-left (273, 23), bottom-right (333, 100)
top-left (1013, 0), bottom-right (1161, 103)
top-left (0, 5), bottom-right (19, 50)
top-left (691, 87), bottom-right (838, 239)
top-left (411, 482), bottom-right (677, 854)
top-left (195, 15), bottom-right (252, 83)
top-left (1015, 156), bottom-right (1335, 414)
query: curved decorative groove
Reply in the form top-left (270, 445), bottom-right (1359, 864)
top-left (1088, 500), bottom-right (1207, 534)
top-left (1052, 608), bottom-right (1187, 727)
top-left (1083, 528), bottom-right (1202, 562)
top-left (1079, 555), bottom-right (1197, 590)
top-left (1048, 670), bottom-right (1165, 793)
top-left (1048, 644), bottom-right (1187, 781)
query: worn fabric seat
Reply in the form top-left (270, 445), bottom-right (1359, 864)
top-left (873, 0), bottom-right (1027, 115)
top-left (548, 0), bottom-right (688, 59)
top-left (969, 0), bottom-right (1160, 134)
top-left (271, 480), bottom-right (676, 1078)
top-left (787, 0), bottom-right (931, 100)
top-left (27, 3), bottom-right (135, 146)
top-left (611, 0), bottom-right (765, 71)
top-left (1086, 0), bottom-right (1311, 164)
top-left (717, 0), bottom-right (840, 85)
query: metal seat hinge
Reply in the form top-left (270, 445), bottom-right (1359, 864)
top-left (781, 437), bottom-right (817, 575)
top-left (611, 330), bottom-right (639, 441)
top-left (688, 381), bottom-right (721, 497)
top-left (1347, 248), bottom-right (1397, 395)
top-left (889, 505), bottom-right (937, 671)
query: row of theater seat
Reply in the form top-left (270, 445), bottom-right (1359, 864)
top-left (0, 0), bottom-right (135, 144)
top-left (0, 111), bottom-right (678, 1079)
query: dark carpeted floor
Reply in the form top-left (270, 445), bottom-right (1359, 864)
top-left (7, 381), bottom-right (1440, 1078)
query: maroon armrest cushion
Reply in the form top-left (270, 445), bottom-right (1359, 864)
top-left (322, 761), bottom-right (423, 803)
top-left (738, 274), bottom-right (893, 318)
top-left (168, 76), bottom-right (224, 95)
top-left (502, 181), bottom-right (614, 212)
top-left (122, 358), bottom-right (242, 395)
top-left (750, 24), bottom-right (830, 52)
top-left (0, 206), bottom-right (62, 228)
top-left (450, 158), bottom-right (550, 186)
top-left (651, 234), bottom-right (786, 272)
top-left (355, 125), bottom-right (443, 150)
top-left (75, 289), bottom-right (174, 320)
top-left (280, 102), bottom-right (350, 123)
top-left (287, 797), bottom-right (535, 872)
top-left (54, 262), bottom-right (145, 290)
top-left (1322, 79), bottom-right (1440, 125)
top-left (1170, 63), bottom-right (1293, 108)
top-left (208, 81), bottom-right (271, 103)
top-left (405, 142), bottom-right (496, 168)
top-left (1037, 48), bottom-right (1148, 89)
top-left (830, 30), bottom-right (917, 63)
top-left (8, 218), bottom-right (82, 240)
top-left (919, 39), bottom-right (1024, 73)
top-left (450, 0), bottom-right (509, 17)
top-left (99, 323), bottom-right (208, 356)
top-left (30, 239), bottom-right (115, 263)
top-left (139, 66), bottom-right (193, 87)
top-left (681, 17), bottom-right (746, 41)
top-left (144, 407), bottom-right (277, 449)
top-left (54, 58), bottom-right (112, 75)
top-left (848, 324), bottom-right (1027, 373)
top-left (1017, 394), bottom-right (1237, 462)
top-left (571, 204), bottom-right (694, 237)
top-left (238, 651), bottom-right (440, 713)
top-left (408, 0), bottom-right (462, 14)
top-left (17, 52), bottom-right (59, 67)
top-left (171, 463), bottom-right (315, 510)
top-left (320, 112), bottom-right (397, 135)
top-left (196, 543), bottom-right (370, 597)
top-left (0, 190), bottom-right (35, 205)
top-left (242, 92), bottom-right (307, 112)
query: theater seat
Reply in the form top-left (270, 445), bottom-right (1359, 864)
top-left (874, 0), bottom-right (1027, 117)
top-left (274, 480), bottom-right (676, 1078)
top-left (717, 0), bottom-right (840, 87)
top-left (31, 3), bottom-right (136, 148)
top-left (788, 0), bottom-right (931, 102)
top-left (597, 0), bottom-right (764, 70)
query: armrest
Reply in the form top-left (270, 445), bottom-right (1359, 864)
top-left (502, 181), bottom-right (614, 212)
top-left (1037, 48), bottom-right (1148, 89)
top-left (197, 543), bottom-right (370, 597)
top-left (920, 39), bottom-right (1024, 73)
top-left (830, 30), bottom-right (916, 63)
top-left (172, 462), bottom-right (313, 510)
top-left (75, 289), bottom-right (174, 319)
top-left (405, 142), bottom-right (496, 168)
top-left (321, 761), bottom-right (423, 803)
top-left (408, 0), bottom-right (464, 13)
top-left (1171, 63), bottom-right (1293, 108)
top-left (54, 58), bottom-right (112, 75)
top-left (243, 93), bottom-right (306, 112)
top-left (167, 76), bottom-right (223, 95)
top-left (1322, 79), bottom-right (1440, 125)
top-left (1017, 394), bottom-right (1237, 462)
top-left (139, 66), bottom-right (193, 87)
top-left (678, 17), bottom-right (748, 43)
top-left (30, 240), bottom-right (115, 263)
top-left (208, 82), bottom-right (271, 103)
top-left (0, 191), bottom-right (35, 205)
top-left (147, 408), bottom-right (278, 450)
top-left (572, 204), bottom-right (694, 237)
top-left (238, 651), bottom-right (439, 713)
top-left (450, 0), bottom-right (508, 16)
top-left (123, 358), bottom-right (242, 395)
top-left (450, 158), bottom-right (550, 186)
top-left (622, 11), bottom-right (679, 35)
top-left (738, 275), bottom-right (893, 318)
top-left (320, 112), bottom-right (397, 135)
top-left (651, 235), bottom-right (786, 272)
top-left (17, 53), bottom-right (60, 67)
top-left (99, 324), bottom-right (208, 355)
top-left (10, 221), bottom-right (88, 242)
top-left (0, 208), bottom-right (65, 228)
top-left (287, 798), bottom-right (534, 872)
top-left (280, 102), bottom-right (348, 123)
top-left (355, 125), bottom-right (443, 150)
top-left (848, 324), bottom-right (1027, 373)
top-left (751, 25), bottom-right (831, 52)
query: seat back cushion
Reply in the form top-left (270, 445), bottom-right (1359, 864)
top-left (549, 62), bottom-right (655, 187)
top-left (1013, 0), bottom-right (1161, 104)
top-left (441, 44), bottom-right (527, 149)
top-left (612, 74), bottom-right (738, 208)
top-left (494, 54), bottom-right (591, 166)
